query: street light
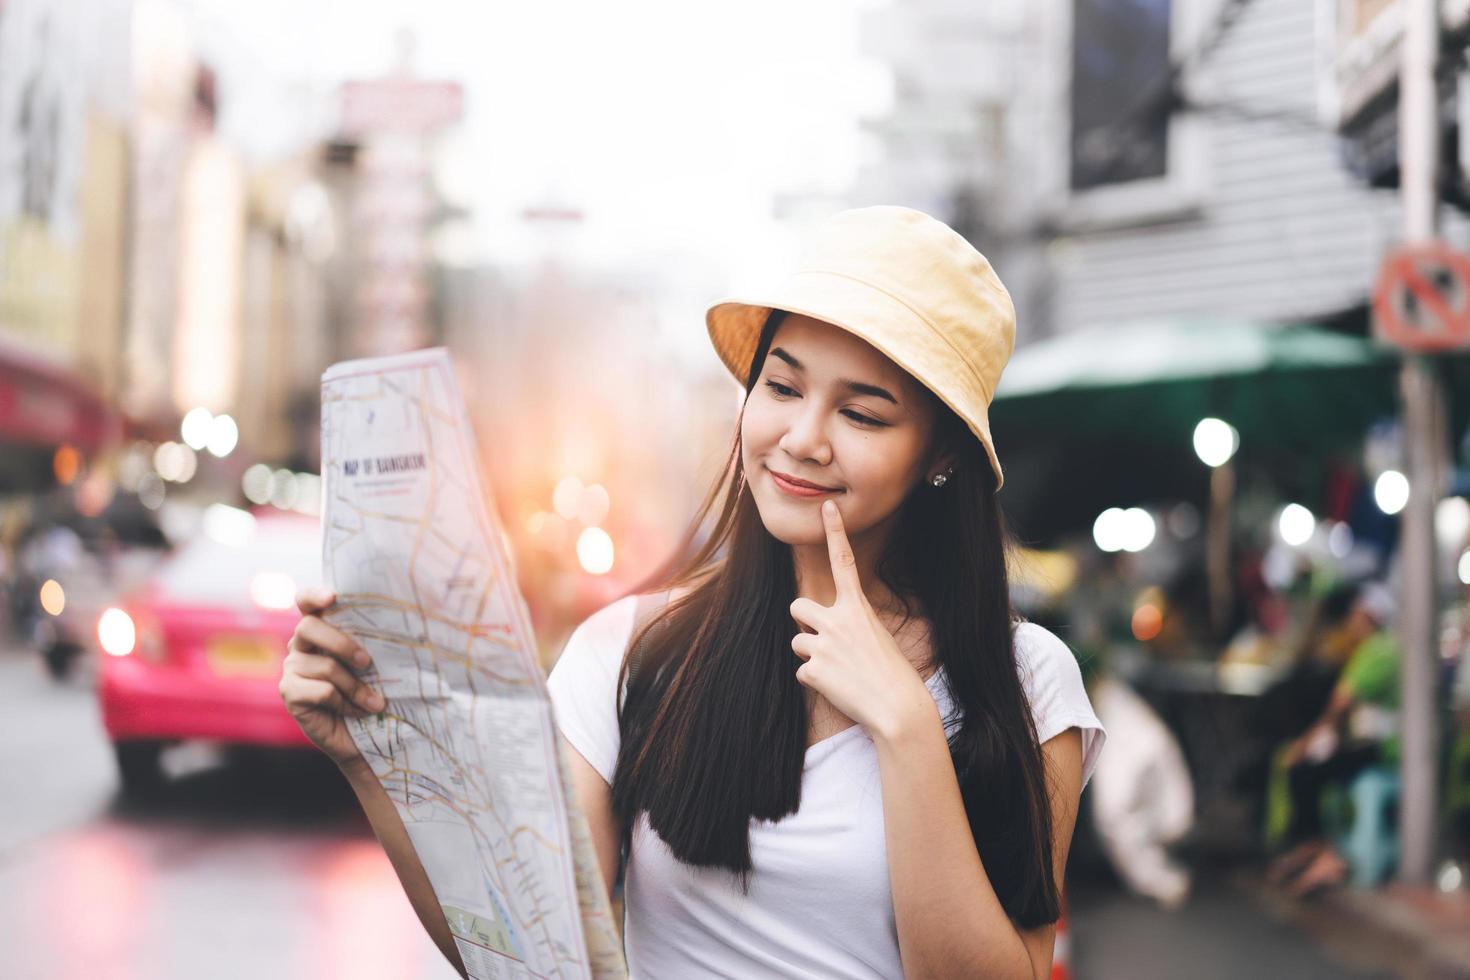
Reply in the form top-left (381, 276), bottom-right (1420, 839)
top-left (1278, 503), bottom-right (1316, 547)
top-left (1120, 508), bottom-right (1156, 553)
top-left (1192, 417), bottom-right (1239, 467)
top-left (1375, 470), bottom-right (1410, 515)
top-left (576, 526), bottom-right (614, 575)
top-left (1093, 508), bottom-right (1126, 553)
top-left (206, 414), bottom-right (239, 458)
top-left (181, 407), bottom-right (213, 450)
top-left (1194, 417), bottom-right (1239, 638)
top-left (1092, 507), bottom-right (1155, 553)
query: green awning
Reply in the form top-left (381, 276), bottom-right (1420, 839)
top-left (992, 318), bottom-right (1399, 453)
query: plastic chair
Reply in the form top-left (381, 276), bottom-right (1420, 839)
top-left (1327, 766), bottom-right (1400, 888)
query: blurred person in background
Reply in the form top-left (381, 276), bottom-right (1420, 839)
top-left (1266, 582), bottom-right (1400, 896)
top-left (1087, 664), bottom-right (1195, 909)
top-left (1441, 585), bottom-right (1470, 860)
top-left (1261, 583), bottom-right (1364, 748)
top-left (281, 207), bottom-right (1107, 979)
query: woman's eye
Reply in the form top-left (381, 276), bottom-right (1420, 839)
top-left (764, 380), bottom-right (888, 427)
top-left (843, 410), bottom-right (887, 428)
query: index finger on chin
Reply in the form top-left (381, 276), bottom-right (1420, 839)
top-left (822, 499), bottom-right (862, 600)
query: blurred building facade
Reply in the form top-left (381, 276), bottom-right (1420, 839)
top-left (1332, 0), bottom-right (1470, 201)
top-left (854, 0), bottom-right (1056, 343)
top-left (0, 0), bottom-right (469, 506)
top-left (1036, 0), bottom-right (1470, 334)
top-left (0, 0), bottom-right (132, 491)
top-left (857, 0), bottom-right (1470, 340)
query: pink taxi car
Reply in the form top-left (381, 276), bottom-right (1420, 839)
top-left (97, 506), bottom-right (320, 793)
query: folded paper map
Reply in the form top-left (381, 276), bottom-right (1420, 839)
top-left (320, 348), bottom-right (626, 980)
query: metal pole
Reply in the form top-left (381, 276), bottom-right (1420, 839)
top-left (1207, 460), bottom-right (1234, 637)
top-left (1396, 0), bottom-right (1443, 887)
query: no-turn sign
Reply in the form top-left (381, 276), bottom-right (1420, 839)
top-left (1373, 241), bottom-right (1470, 352)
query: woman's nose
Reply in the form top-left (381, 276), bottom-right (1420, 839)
top-left (778, 406), bottom-right (832, 465)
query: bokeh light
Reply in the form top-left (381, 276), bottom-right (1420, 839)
top-left (250, 572), bottom-right (298, 611)
top-left (1374, 470), bottom-right (1409, 515)
top-left (293, 473), bottom-right (322, 515)
top-left (138, 474), bottom-right (166, 511)
top-left (39, 580), bottom-right (66, 617)
top-left (1436, 497), bottom-right (1470, 549)
top-left (1131, 603), bottom-right (1163, 642)
top-left (203, 504), bottom-right (257, 547)
top-left (181, 406), bottom-right (213, 450)
top-left (1093, 508), bottom-right (1126, 553)
top-left (53, 444), bottom-right (81, 486)
top-left (153, 442), bottom-right (198, 482)
top-left (242, 463), bottom-right (273, 504)
top-left (1277, 504), bottom-right (1315, 547)
top-left (1120, 508), bottom-right (1156, 553)
top-left (553, 476), bottom-right (585, 521)
top-left (576, 526), bottom-right (614, 574)
top-left (270, 469), bottom-right (299, 509)
top-left (1192, 418), bottom-right (1239, 467)
top-left (98, 608), bottom-right (136, 658)
top-left (206, 413), bottom-right (239, 457)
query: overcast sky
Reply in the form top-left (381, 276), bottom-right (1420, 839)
top-left (176, 0), bottom-right (893, 326)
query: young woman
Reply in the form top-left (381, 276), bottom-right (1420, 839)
top-left (281, 206), bottom-right (1106, 979)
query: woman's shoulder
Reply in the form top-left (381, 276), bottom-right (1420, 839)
top-left (1010, 621), bottom-right (1105, 763)
top-left (569, 594), bottom-right (642, 648)
top-left (563, 584), bottom-right (691, 658)
top-left (1011, 620), bottom-right (1086, 689)
top-left (1012, 620), bottom-right (1074, 662)
top-left (552, 595), bottom-right (642, 677)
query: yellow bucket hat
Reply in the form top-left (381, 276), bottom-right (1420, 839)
top-left (705, 205), bottom-right (1016, 490)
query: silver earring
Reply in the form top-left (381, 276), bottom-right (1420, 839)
top-left (931, 470), bottom-right (951, 487)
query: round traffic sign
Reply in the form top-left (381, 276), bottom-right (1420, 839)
top-left (1373, 241), bottom-right (1470, 352)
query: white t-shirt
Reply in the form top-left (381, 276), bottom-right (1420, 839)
top-left (546, 595), bottom-right (1106, 980)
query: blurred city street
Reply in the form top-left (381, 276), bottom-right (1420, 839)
top-left (0, 641), bottom-right (454, 980)
top-left (6, 0), bottom-right (1470, 976)
top-left (0, 636), bottom-right (1407, 979)
top-left (1068, 877), bottom-right (1388, 980)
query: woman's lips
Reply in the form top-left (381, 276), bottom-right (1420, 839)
top-left (768, 469), bottom-right (843, 498)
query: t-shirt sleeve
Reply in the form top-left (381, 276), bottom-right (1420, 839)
top-left (545, 595), bottom-right (639, 785)
top-left (1014, 622), bottom-right (1107, 791)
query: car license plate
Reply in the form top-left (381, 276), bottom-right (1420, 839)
top-left (206, 637), bottom-right (278, 677)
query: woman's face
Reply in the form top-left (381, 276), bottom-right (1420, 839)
top-left (740, 313), bottom-right (943, 547)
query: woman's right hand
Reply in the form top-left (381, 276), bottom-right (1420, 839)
top-left (279, 586), bottom-right (385, 772)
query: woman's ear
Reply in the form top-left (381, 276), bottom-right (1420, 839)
top-left (925, 445), bottom-right (958, 481)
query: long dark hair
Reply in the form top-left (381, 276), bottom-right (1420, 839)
top-left (611, 310), bottom-right (1060, 926)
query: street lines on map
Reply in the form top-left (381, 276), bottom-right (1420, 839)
top-left (382, 373), bottom-right (458, 428)
top-left (325, 357), bottom-right (599, 980)
top-left (332, 505), bottom-right (421, 525)
top-left (334, 593), bottom-right (519, 647)
top-left (370, 707), bottom-right (572, 964)
top-left (337, 626), bottom-right (530, 688)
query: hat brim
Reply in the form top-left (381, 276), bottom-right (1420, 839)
top-left (705, 270), bottom-right (1005, 490)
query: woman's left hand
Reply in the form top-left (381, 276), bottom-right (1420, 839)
top-left (788, 499), bottom-right (939, 740)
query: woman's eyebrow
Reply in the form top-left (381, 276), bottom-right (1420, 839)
top-left (770, 347), bottom-right (900, 405)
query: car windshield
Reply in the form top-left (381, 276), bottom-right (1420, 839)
top-left (156, 517), bottom-right (321, 605)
